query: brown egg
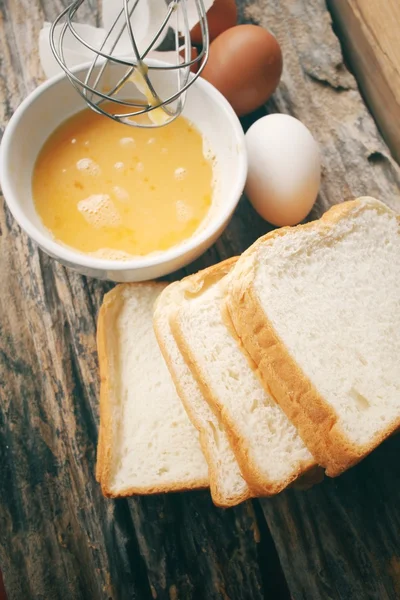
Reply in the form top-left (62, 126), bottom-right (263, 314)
top-left (190, 0), bottom-right (237, 45)
top-left (201, 24), bottom-right (283, 116)
top-left (179, 46), bottom-right (200, 73)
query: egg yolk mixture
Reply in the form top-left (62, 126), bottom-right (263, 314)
top-left (32, 106), bottom-right (213, 258)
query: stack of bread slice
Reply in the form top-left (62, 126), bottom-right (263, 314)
top-left (96, 197), bottom-right (400, 507)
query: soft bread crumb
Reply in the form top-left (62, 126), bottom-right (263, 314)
top-left (253, 199), bottom-right (400, 447)
top-left (98, 283), bottom-right (208, 496)
top-left (171, 262), bottom-right (316, 495)
top-left (154, 268), bottom-right (252, 507)
top-left (228, 197), bottom-right (400, 476)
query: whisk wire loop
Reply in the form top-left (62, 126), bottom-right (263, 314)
top-left (50, 0), bottom-right (209, 128)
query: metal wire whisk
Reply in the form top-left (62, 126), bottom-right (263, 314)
top-left (50, 0), bottom-right (209, 127)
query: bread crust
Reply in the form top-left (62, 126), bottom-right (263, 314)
top-left (170, 259), bottom-right (318, 496)
top-left (221, 295), bottom-right (322, 490)
top-left (154, 275), bottom-right (252, 508)
top-left (97, 283), bottom-right (208, 497)
top-left (226, 197), bottom-right (399, 477)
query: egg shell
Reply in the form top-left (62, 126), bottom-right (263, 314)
top-left (200, 25), bottom-right (282, 116)
top-left (190, 0), bottom-right (237, 45)
top-left (245, 114), bottom-right (321, 226)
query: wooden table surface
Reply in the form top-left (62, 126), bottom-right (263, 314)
top-left (1, 1), bottom-right (400, 599)
top-left (328, 0), bottom-right (400, 164)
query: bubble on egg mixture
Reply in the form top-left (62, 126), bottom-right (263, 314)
top-left (78, 194), bottom-right (121, 228)
top-left (176, 200), bottom-right (193, 223)
top-left (76, 158), bottom-right (101, 176)
top-left (114, 162), bottom-right (125, 171)
top-left (147, 137), bottom-right (156, 145)
top-left (120, 137), bottom-right (135, 147)
top-left (113, 186), bottom-right (130, 202)
top-left (174, 167), bottom-right (187, 180)
top-left (136, 162), bottom-right (144, 172)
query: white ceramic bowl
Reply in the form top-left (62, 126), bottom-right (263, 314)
top-left (0, 60), bottom-right (247, 282)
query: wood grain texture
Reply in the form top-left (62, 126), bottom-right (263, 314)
top-left (261, 435), bottom-right (400, 600)
top-left (0, 0), bottom-right (400, 599)
top-left (328, 0), bottom-right (400, 163)
top-left (0, 571), bottom-right (6, 600)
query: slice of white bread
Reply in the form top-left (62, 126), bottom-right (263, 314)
top-left (170, 259), bottom-right (318, 496)
top-left (154, 274), bottom-right (252, 507)
top-left (96, 283), bottom-right (209, 496)
top-left (226, 197), bottom-right (400, 477)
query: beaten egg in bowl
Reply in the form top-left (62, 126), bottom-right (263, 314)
top-left (32, 103), bottom-right (215, 260)
top-left (0, 60), bottom-right (247, 281)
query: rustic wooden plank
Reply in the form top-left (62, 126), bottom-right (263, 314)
top-left (261, 435), bottom-right (400, 600)
top-left (328, 0), bottom-right (400, 164)
top-left (0, 572), bottom-right (6, 600)
top-left (0, 0), bottom-right (400, 599)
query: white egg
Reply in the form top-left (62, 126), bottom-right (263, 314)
top-left (245, 114), bottom-right (321, 226)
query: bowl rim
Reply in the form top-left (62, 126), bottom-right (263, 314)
top-left (0, 59), bottom-right (248, 271)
